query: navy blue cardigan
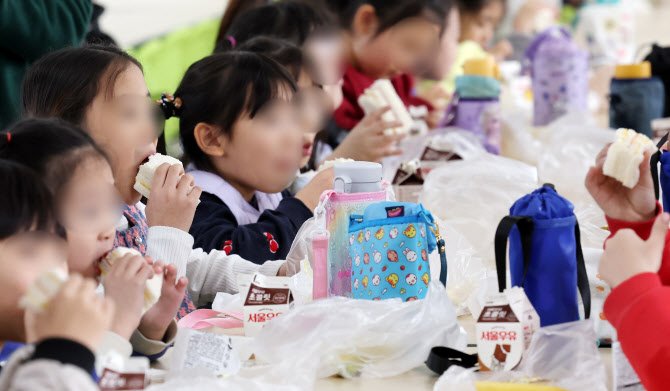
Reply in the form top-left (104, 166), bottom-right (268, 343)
top-left (190, 190), bottom-right (313, 263)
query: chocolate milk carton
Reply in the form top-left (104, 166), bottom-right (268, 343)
top-left (476, 287), bottom-right (540, 371)
top-left (240, 274), bottom-right (294, 337)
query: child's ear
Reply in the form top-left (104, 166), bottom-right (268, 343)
top-left (352, 4), bottom-right (379, 37)
top-left (194, 122), bottom-right (227, 157)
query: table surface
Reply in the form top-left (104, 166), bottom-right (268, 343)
top-left (314, 315), bottom-right (613, 390)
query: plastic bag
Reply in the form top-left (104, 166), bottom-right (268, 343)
top-left (434, 216), bottom-right (489, 316)
top-left (501, 108), bottom-right (541, 166)
top-left (147, 358), bottom-right (317, 391)
top-left (253, 281), bottom-right (467, 379)
top-left (580, 247), bottom-right (616, 344)
top-left (420, 154), bottom-right (538, 268)
top-left (520, 320), bottom-right (607, 391)
top-left (284, 217), bottom-right (318, 277)
top-left (536, 113), bottom-right (613, 210)
top-left (435, 320), bottom-right (607, 391)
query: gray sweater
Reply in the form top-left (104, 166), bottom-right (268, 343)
top-left (0, 339), bottom-right (98, 390)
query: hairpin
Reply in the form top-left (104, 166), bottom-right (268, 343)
top-left (228, 36), bottom-right (237, 48)
top-left (156, 93), bottom-right (183, 120)
top-left (5, 133), bottom-right (10, 143)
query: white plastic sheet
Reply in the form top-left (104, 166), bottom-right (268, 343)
top-left (420, 154), bottom-right (539, 268)
top-left (253, 281), bottom-right (467, 379)
top-left (435, 320), bottom-right (607, 391)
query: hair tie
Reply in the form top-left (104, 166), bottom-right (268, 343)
top-left (156, 93), bottom-right (183, 120)
top-left (6, 133), bottom-right (10, 143)
top-left (228, 36), bottom-right (237, 48)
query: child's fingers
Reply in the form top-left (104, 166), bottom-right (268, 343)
top-left (175, 276), bottom-right (188, 292)
top-left (144, 255), bottom-right (154, 265)
top-left (123, 256), bottom-right (148, 279)
top-left (188, 186), bottom-right (203, 202)
top-left (369, 106), bottom-right (392, 121)
top-left (152, 260), bottom-right (164, 276)
top-left (163, 164), bottom-right (183, 190)
top-left (151, 163), bottom-right (171, 190)
top-left (380, 133), bottom-right (406, 145)
top-left (177, 174), bottom-right (195, 195)
top-left (164, 264), bottom-right (178, 284)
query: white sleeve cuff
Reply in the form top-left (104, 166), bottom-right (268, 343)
top-left (146, 226), bottom-right (194, 278)
top-left (257, 260), bottom-right (284, 277)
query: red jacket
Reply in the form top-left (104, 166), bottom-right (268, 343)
top-left (333, 64), bottom-right (433, 130)
top-left (604, 203), bottom-right (670, 391)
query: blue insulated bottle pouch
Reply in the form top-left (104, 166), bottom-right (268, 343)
top-left (495, 185), bottom-right (591, 327)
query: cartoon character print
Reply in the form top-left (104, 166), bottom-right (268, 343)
top-left (354, 278), bottom-right (359, 290)
top-left (357, 230), bottom-right (364, 243)
top-left (372, 275), bottom-right (381, 286)
top-left (222, 240), bottom-right (233, 255)
top-left (389, 227), bottom-right (399, 239)
top-left (386, 273), bottom-right (399, 288)
top-left (403, 248), bottom-right (418, 263)
top-left (373, 297), bottom-right (381, 301)
top-left (406, 297), bottom-right (418, 302)
top-left (403, 224), bottom-right (417, 238)
top-left (387, 250), bottom-right (399, 262)
top-left (421, 273), bottom-right (430, 286)
top-left (420, 225), bottom-right (426, 238)
top-left (373, 250), bottom-right (382, 263)
top-left (349, 234), bottom-right (355, 246)
top-left (263, 232), bottom-right (279, 253)
top-left (354, 254), bottom-right (361, 267)
top-left (362, 276), bottom-right (369, 289)
top-left (365, 230), bottom-right (371, 242)
top-left (406, 273), bottom-right (418, 285)
top-left (374, 227), bottom-right (384, 240)
top-left (363, 253), bottom-right (370, 265)
top-left (421, 249), bottom-right (428, 261)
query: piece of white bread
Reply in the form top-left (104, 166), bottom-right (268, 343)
top-left (19, 269), bottom-right (68, 312)
top-left (100, 247), bottom-right (162, 314)
top-left (134, 153), bottom-right (183, 199)
top-left (358, 79), bottom-right (414, 136)
top-left (603, 128), bottom-right (658, 188)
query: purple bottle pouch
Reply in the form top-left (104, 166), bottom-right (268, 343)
top-left (526, 27), bottom-right (589, 126)
top-left (444, 95), bottom-right (502, 155)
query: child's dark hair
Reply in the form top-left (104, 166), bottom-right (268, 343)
top-left (234, 37), bottom-right (306, 81)
top-left (0, 160), bottom-right (63, 240)
top-left (21, 45), bottom-right (142, 126)
top-left (216, 0), bottom-right (272, 44)
top-left (0, 118), bottom-right (109, 207)
top-left (173, 52), bottom-right (297, 172)
top-left (326, 0), bottom-right (453, 34)
top-left (215, 1), bottom-right (337, 52)
top-left (456, 0), bottom-right (505, 14)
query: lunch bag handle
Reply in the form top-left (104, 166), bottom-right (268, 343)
top-left (494, 215), bottom-right (592, 319)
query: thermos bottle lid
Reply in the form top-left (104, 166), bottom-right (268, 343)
top-left (463, 56), bottom-right (500, 79)
top-left (334, 161), bottom-right (382, 185)
top-left (615, 62), bottom-right (652, 79)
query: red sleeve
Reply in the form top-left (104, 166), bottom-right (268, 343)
top-left (605, 202), bottom-right (670, 285)
top-left (333, 85), bottom-right (364, 130)
top-left (604, 273), bottom-right (670, 391)
top-left (333, 69), bottom-right (366, 130)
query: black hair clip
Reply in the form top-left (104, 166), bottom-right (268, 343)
top-left (156, 93), bottom-right (182, 120)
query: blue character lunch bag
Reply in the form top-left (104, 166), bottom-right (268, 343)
top-left (348, 202), bottom-right (447, 301)
top-left (495, 184), bottom-right (591, 327)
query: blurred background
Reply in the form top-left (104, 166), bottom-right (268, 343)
top-left (95, 0), bottom-right (670, 49)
